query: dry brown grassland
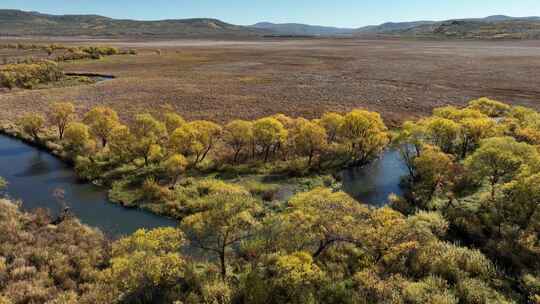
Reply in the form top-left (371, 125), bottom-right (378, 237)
top-left (2, 38), bottom-right (540, 127)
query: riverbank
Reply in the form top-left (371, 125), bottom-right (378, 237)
top-left (0, 122), bottom-right (73, 163)
top-left (0, 133), bottom-right (177, 236)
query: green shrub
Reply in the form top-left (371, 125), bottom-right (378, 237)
top-left (0, 60), bottom-right (63, 89)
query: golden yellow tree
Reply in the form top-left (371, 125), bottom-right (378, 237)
top-left (48, 101), bottom-right (75, 140)
top-left (181, 193), bottom-right (262, 279)
top-left (253, 117), bottom-right (287, 162)
top-left (320, 112), bottom-right (344, 142)
top-left (170, 120), bottom-right (222, 165)
top-left (339, 109), bottom-right (389, 166)
top-left (83, 106), bottom-right (120, 147)
top-left (224, 120), bottom-right (253, 163)
top-left (163, 112), bottom-right (186, 136)
top-left (163, 154), bottom-right (188, 186)
top-left (19, 113), bottom-right (45, 141)
top-left (290, 118), bottom-right (327, 166)
top-left (63, 122), bottom-right (91, 154)
top-left (131, 114), bottom-right (166, 165)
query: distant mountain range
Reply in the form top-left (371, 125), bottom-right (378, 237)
top-left (1, 9), bottom-right (540, 40)
top-left (0, 9), bottom-right (265, 38)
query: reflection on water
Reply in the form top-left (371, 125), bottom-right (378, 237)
top-left (0, 135), bottom-right (176, 238)
top-left (342, 149), bottom-right (408, 207)
top-left (15, 153), bottom-right (56, 177)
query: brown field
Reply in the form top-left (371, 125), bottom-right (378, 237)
top-left (2, 38), bottom-right (540, 126)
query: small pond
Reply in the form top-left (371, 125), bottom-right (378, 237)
top-left (0, 135), bottom-right (176, 238)
top-left (342, 149), bottom-right (408, 207)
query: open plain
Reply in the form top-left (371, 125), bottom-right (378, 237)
top-left (2, 38), bottom-right (540, 126)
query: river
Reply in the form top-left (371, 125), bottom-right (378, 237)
top-left (0, 134), bottom-right (408, 237)
top-left (0, 135), bottom-right (176, 238)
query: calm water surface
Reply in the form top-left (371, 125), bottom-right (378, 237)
top-left (342, 149), bottom-right (408, 207)
top-left (0, 135), bottom-right (176, 238)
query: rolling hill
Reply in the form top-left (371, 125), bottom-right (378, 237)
top-left (0, 9), bottom-right (265, 38)
top-left (355, 15), bottom-right (540, 39)
top-left (1, 9), bottom-right (540, 40)
top-left (251, 22), bottom-right (354, 36)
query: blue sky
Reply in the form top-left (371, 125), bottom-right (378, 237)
top-left (3, 0), bottom-right (540, 28)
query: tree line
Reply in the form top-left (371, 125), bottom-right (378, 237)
top-left (0, 61), bottom-right (63, 89)
top-left (18, 103), bottom-right (390, 177)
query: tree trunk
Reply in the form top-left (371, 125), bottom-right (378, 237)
top-left (233, 148), bottom-right (240, 164)
top-left (200, 145), bottom-right (212, 163)
top-left (490, 176), bottom-right (498, 201)
top-left (195, 152), bottom-right (201, 165)
top-left (219, 249), bottom-right (226, 280)
top-left (313, 240), bottom-right (327, 258)
top-left (264, 146), bottom-right (271, 163)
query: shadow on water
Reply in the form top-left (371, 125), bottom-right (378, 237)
top-left (14, 153), bottom-right (57, 177)
top-left (0, 135), bottom-right (176, 238)
top-left (0, 146), bottom-right (32, 156)
top-left (341, 149), bottom-right (408, 207)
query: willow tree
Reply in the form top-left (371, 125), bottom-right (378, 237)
top-left (396, 121), bottom-right (428, 179)
top-left (99, 228), bottom-right (187, 303)
top-left (253, 117), bottom-right (287, 162)
top-left (502, 173), bottom-right (540, 264)
top-left (458, 117), bottom-right (498, 158)
top-left (163, 112), bottom-right (186, 136)
top-left (131, 114), bottom-right (166, 165)
top-left (19, 113), bottom-right (45, 141)
top-left (468, 97), bottom-right (510, 118)
top-left (412, 145), bottom-right (455, 203)
top-left (107, 124), bottom-right (135, 163)
top-left (170, 120), bottom-right (222, 165)
top-left (242, 251), bottom-right (324, 304)
top-left (320, 112), bottom-right (344, 143)
top-left (48, 101), bottom-right (75, 140)
top-left (290, 118), bottom-right (327, 166)
top-left (163, 154), bottom-right (188, 186)
top-left (278, 188), bottom-right (369, 258)
top-left (181, 193), bottom-right (262, 279)
top-left (423, 117), bottom-right (460, 154)
top-left (83, 106), bottom-right (120, 147)
top-left (63, 122), bottom-right (92, 155)
top-left (224, 120), bottom-right (253, 163)
top-left (339, 109), bottom-right (389, 166)
top-left (465, 137), bottom-right (540, 199)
